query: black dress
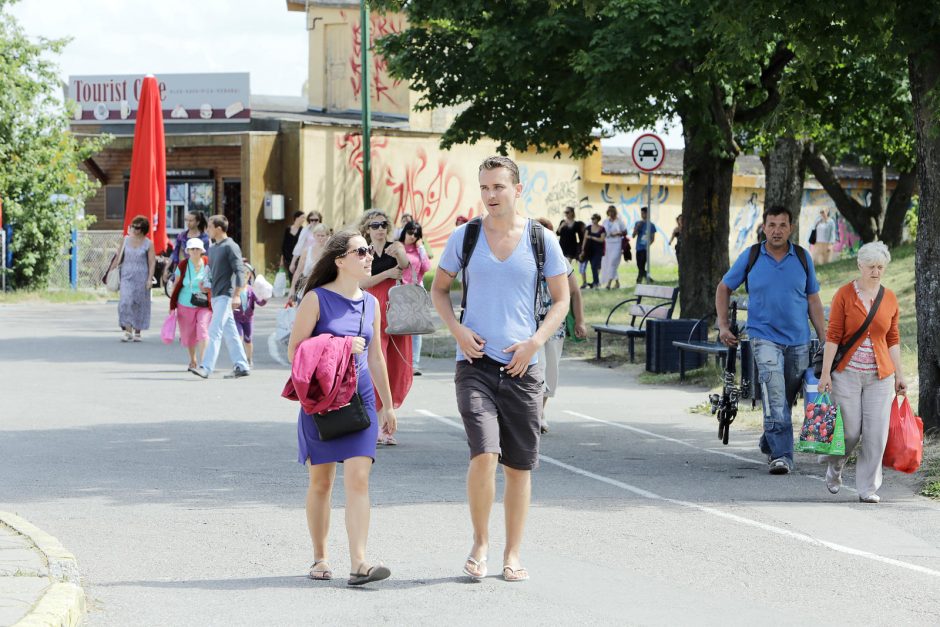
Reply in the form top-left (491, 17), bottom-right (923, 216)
top-left (557, 220), bottom-right (585, 259)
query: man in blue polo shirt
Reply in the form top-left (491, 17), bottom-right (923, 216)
top-left (716, 205), bottom-right (827, 474)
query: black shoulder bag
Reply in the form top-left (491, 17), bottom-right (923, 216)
top-left (813, 286), bottom-right (885, 378)
top-left (312, 299), bottom-right (372, 441)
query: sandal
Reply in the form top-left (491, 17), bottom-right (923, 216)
top-left (348, 562), bottom-right (391, 586)
top-left (462, 555), bottom-right (487, 580)
top-left (502, 565), bottom-right (529, 582)
top-left (308, 559), bottom-right (333, 580)
top-left (121, 331), bottom-right (133, 342)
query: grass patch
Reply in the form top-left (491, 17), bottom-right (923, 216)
top-left (920, 437), bottom-right (940, 500)
top-left (0, 289), bottom-right (105, 304)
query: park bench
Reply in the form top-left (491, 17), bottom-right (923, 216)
top-left (671, 310), bottom-right (746, 382)
top-left (593, 284), bottom-right (679, 361)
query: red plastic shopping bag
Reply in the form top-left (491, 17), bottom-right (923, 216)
top-left (882, 396), bottom-right (923, 474)
top-left (160, 310), bottom-right (177, 345)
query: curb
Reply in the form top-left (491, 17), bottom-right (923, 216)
top-left (0, 512), bottom-right (85, 627)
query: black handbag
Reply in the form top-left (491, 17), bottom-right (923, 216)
top-left (312, 392), bottom-right (370, 441)
top-left (813, 286), bottom-right (884, 378)
top-left (310, 300), bottom-right (371, 441)
top-left (190, 292), bottom-right (210, 308)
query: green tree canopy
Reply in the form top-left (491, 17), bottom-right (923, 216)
top-left (0, 0), bottom-right (108, 288)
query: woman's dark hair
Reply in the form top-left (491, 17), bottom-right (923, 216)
top-left (397, 220), bottom-right (423, 243)
top-left (591, 213), bottom-right (602, 221)
top-left (302, 230), bottom-right (362, 294)
top-left (606, 205), bottom-right (617, 215)
top-left (190, 210), bottom-right (208, 232)
top-left (292, 210), bottom-right (305, 220)
top-left (130, 215), bottom-right (150, 235)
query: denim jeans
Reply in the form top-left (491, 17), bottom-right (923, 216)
top-left (201, 295), bottom-right (249, 374)
top-left (751, 338), bottom-right (809, 465)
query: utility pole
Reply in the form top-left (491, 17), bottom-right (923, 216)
top-left (360, 0), bottom-right (372, 212)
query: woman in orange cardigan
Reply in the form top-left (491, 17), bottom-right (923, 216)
top-left (817, 242), bottom-right (907, 503)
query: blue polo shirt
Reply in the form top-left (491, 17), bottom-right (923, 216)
top-left (722, 242), bottom-right (819, 345)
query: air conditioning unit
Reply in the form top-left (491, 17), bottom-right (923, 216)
top-left (264, 193), bottom-right (285, 221)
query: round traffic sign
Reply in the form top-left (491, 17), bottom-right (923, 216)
top-left (631, 133), bottom-right (666, 172)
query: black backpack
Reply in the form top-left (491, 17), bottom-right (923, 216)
top-left (743, 242), bottom-right (810, 293)
top-left (457, 217), bottom-right (548, 327)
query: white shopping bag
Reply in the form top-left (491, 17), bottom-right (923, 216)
top-left (273, 270), bottom-right (288, 298)
top-left (275, 306), bottom-right (296, 345)
top-left (253, 274), bottom-right (274, 300)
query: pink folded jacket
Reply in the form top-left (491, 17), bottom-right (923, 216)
top-left (281, 334), bottom-right (358, 415)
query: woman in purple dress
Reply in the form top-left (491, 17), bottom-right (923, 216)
top-left (287, 230), bottom-right (398, 586)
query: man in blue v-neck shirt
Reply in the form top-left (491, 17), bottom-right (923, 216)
top-left (431, 156), bottom-right (569, 583)
top-left (716, 206), bottom-right (827, 475)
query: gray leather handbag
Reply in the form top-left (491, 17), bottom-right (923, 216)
top-left (385, 266), bottom-right (436, 335)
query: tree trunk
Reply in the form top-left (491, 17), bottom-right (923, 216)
top-left (909, 50), bottom-right (940, 434)
top-left (678, 114), bottom-right (733, 320)
top-left (881, 170), bottom-right (917, 247)
top-left (870, 161), bottom-right (887, 231)
top-left (805, 145), bottom-right (879, 242)
top-left (763, 135), bottom-right (807, 241)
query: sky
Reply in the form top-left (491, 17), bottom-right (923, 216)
top-left (8, 0), bottom-right (683, 149)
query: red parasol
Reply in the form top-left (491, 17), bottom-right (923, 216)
top-left (123, 75), bottom-right (167, 254)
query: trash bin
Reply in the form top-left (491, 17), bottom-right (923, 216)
top-left (645, 318), bottom-right (708, 374)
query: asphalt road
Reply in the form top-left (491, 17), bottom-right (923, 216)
top-left (2, 298), bottom-right (939, 626)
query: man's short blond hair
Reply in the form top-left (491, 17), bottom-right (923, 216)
top-left (479, 156), bottom-right (520, 185)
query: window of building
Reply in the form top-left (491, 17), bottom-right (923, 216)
top-left (105, 185), bottom-right (125, 221)
top-left (166, 180), bottom-right (215, 232)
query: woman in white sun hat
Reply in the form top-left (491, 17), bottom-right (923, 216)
top-left (169, 237), bottom-right (212, 369)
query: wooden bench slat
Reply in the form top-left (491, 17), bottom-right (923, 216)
top-left (629, 303), bottom-right (670, 319)
top-left (634, 284), bottom-right (678, 299)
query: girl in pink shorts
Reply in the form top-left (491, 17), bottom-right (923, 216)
top-left (169, 238), bottom-right (212, 369)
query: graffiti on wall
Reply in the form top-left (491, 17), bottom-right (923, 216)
top-left (597, 183), bottom-right (672, 254)
top-left (383, 148), bottom-right (481, 250)
top-left (342, 11), bottom-right (406, 107)
top-left (519, 167), bottom-right (590, 219)
top-left (731, 192), bottom-right (763, 254)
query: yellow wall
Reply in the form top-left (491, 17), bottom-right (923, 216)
top-left (306, 6), bottom-right (410, 118)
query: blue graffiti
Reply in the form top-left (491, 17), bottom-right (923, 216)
top-left (518, 166), bottom-right (550, 217)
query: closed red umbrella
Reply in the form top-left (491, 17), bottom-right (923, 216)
top-left (123, 75), bottom-right (167, 254)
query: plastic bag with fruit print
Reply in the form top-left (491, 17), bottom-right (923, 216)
top-left (795, 392), bottom-right (846, 455)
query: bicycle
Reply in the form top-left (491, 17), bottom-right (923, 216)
top-left (709, 301), bottom-right (751, 445)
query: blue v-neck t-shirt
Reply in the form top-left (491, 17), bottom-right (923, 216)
top-left (439, 219), bottom-right (567, 365)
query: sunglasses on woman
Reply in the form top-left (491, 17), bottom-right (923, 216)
top-left (337, 245), bottom-right (375, 259)
top-left (308, 217), bottom-right (320, 224)
top-left (368, 221), bottom-right (389, 230)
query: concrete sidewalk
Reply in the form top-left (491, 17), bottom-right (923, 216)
top-left (0, 513), bottom-right (83, 627)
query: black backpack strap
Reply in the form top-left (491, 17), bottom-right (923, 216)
top-left (743, 243), bottom-right (761, 293)
top-left (458, 217), bottom-right (482, 323)
top-left (793, 245), bottom-right (811, 291)
top-left (529, 219), bottom-right (547, 327)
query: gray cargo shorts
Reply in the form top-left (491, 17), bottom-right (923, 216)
top-left (454, 355), bottom-right (544, 470)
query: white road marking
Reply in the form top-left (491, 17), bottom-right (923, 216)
top-left (564, 409), bottom-right (861, 494)
top-left (415, 408), bottom-right (940, 580)
top-left (267, 332), bottom-right (288, 366)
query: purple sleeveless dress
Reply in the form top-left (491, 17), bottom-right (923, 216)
top-left (297, 287), bottom-right (379, 465)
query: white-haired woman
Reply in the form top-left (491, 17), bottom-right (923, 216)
top-left (817, 241), bottom-right (906, 503)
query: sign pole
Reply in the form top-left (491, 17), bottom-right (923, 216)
top-left (645, 173), bottom-right (653, 284)
top-left (360, 0), bottom-right (372, 213)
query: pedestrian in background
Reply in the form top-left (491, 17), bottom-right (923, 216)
top-left (812, 208), bottom-right (838, 265)
top-left (234, 263), bottom-right (268, 368)
top-left (290, 211), bottom-right (324, 275)
top-left (716, 206), bottom-right (826, 475)
top-left (669, 214), bottom-right (683, 259)
top-left (189, 215), bottom-right (250, 380)
top-left (631, 206), bottom-right (657, 284)
top-left (281, 210), bottom-right (306, 280)
top-left (816, 242), bottom-right (906, 503)
top-left (398, 220), bottom-right (432, 376)
top-left (165, 210), bottom-right (209, 284)
top-left (290, 223), bottom-right (330, 302)
top-left (600, 205), bottom-right (628, 289)
top-left (555, 206), bottom-right (585, 263)
top-left (360, 209), bottom-right (413, 444)
top-left (580, 213), bottom-right (605, 289)
top-left (108, 215), bottom-right (155, 342)
top-left (536, 217), bottom-right (588, 434)
top-left (393, 212), bottom-right (413, 239)
top-left (169, 238), bottom-right (211, 369)
top-left (288, 230), bottom-right (397, 586)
